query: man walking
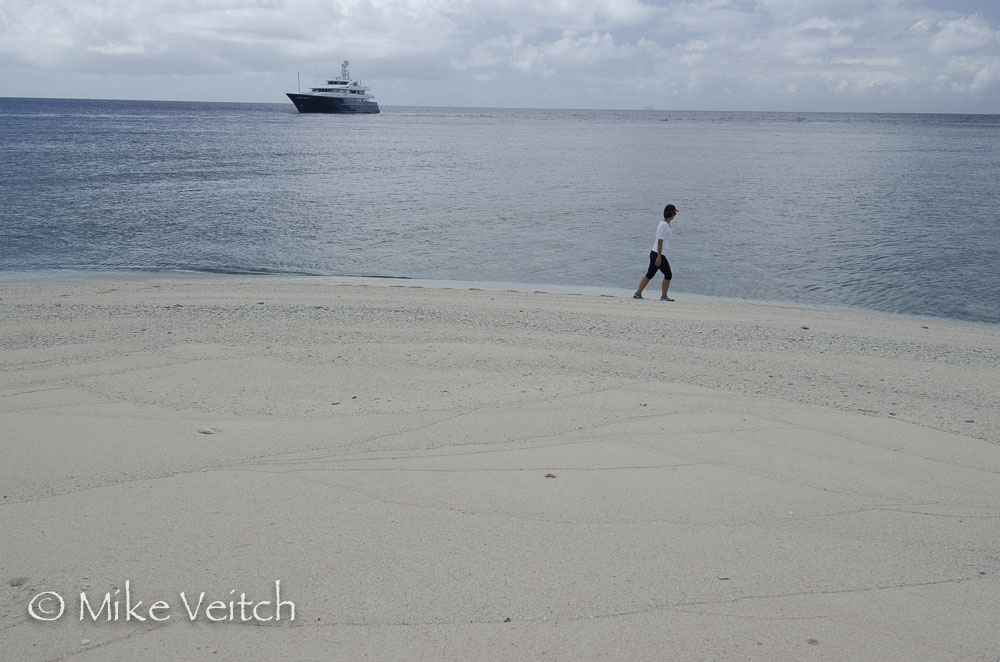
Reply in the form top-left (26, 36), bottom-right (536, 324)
top-left (634, 204), bottom-right (678, 301)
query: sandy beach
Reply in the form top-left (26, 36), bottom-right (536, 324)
top-left (2, 277), bottom-right (999, 661)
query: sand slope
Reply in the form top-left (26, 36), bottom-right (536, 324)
top-left (2, 279), bottom-right (998, 661)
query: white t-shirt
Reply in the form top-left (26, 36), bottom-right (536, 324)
top-left (651, 220), bottom-right (672, 254)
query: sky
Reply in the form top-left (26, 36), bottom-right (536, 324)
top-left (1, 0), bottom-right (998, 113)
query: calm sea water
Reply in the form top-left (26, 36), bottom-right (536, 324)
top-left (2, 97), bottom-right (999, 324)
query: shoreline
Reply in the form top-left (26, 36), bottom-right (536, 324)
top-left (2, 276), bottom-right (999, 660)
top-left (2, 268), bottom-right (995, 330)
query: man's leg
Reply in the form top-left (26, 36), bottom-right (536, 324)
top-left (635, 275), bottom-right (651, 296)
top-left (661, 278), bottom-right (671, 297)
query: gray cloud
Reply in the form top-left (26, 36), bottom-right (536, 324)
top-left (0, 0), bottom-right (997, 112)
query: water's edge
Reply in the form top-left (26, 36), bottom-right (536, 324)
top-left (2, 268), bottom-right (991, 329)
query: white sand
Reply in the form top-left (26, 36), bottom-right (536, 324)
top-left (1, 278), bottom-right (998, 661)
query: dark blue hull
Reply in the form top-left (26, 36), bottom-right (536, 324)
top-left (286, 93), bottom-right (380, 114)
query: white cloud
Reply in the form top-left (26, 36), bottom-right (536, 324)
top-left (930, 15), bottom-right (997, 55)
top-left (945, 55), bottom-right (1000, 93)
top-left (469, 0), bottom-right (657, 31)
top-left (464, 30), bottom-right (632, 73)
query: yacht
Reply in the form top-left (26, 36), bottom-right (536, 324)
top-left (286, 61), bottom-right (380, 114)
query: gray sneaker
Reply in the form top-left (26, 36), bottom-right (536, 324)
top-left (660, 296), bottom-right (675, 302)
top-left (633, 293), bottom-right (643, 299)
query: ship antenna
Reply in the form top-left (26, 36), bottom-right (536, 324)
top-left (342, 60), bottom-right (350, 80)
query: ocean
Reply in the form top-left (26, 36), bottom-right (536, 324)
top-left (1, 97), bottom-right (998, 324)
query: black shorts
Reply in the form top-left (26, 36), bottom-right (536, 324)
top-left (645, 251), bottom-right (672, 280)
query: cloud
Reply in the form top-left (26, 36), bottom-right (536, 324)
top-left (930, 14), bottom-right (997, 55)
top-left (1, 0), bottom-right (998, 111)
top-left (945, 55), bottom-right (1000, 93)
top-left (462, 30), bottom-right (632, 75)
top-left (463, 0), bottom-right (658, 32)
